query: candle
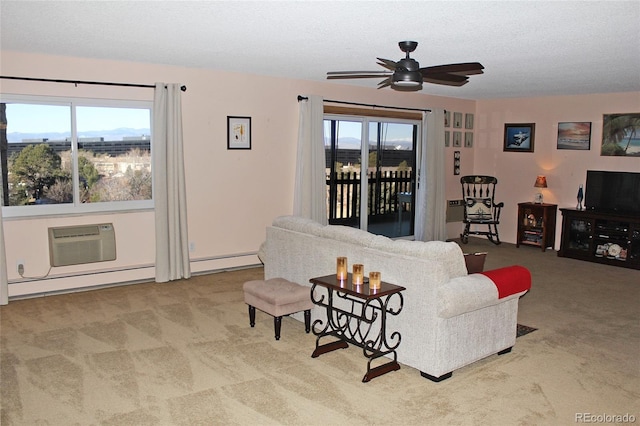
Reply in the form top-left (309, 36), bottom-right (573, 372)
top-left (352, 264), bottom-right (364, 285)
top-left (336, 257), bottom-right (347, 280)
top-left (369, 271), bottom-right (381, 289)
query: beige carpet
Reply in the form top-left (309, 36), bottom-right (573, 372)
top-left (1, 238), bottom-right (639, 425)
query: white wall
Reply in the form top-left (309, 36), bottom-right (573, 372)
top-left (1, 51), bottom-right (475, 297)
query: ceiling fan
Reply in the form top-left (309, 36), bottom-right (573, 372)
top-left (327, 41), bottom-right (484, 91)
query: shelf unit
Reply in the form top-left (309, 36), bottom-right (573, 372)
top-left (516, 202), bottom-right (557, 252)
top-left (558, 208), bottom-right (640, 270)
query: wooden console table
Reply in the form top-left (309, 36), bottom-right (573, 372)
top-left (309, 274), bottom-right (405, 382)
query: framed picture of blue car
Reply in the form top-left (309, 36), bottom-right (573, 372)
top-left (504, 123), bottom-right (535, 152)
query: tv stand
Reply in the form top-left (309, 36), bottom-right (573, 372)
top-left (558, 209), bottom-right (640, 270)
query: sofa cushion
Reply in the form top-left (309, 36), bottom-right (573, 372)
top-left (272, 215), bottom-right (323, 236)
top-left (370, 239), bottom-right (467, 278)
top-left (320, 224), bottom-right (378, 247)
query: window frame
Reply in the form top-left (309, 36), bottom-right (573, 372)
top-left (323, 109), bottom-right (421, 239)
top-left (1, 93), bottom-right (154, 219)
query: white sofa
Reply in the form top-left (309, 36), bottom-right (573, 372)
top-left (261, 215), bottom-right (531, 381)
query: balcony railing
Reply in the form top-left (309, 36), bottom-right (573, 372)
top-left (327, 170), bottom-right (413, 226)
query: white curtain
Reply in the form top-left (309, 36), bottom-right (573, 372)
top-left (293, 95), bottom-right (327, 224)
top-left (0, 202), bottom-right (7, 305)
top-left (154, 83), bottom-right (191, 282)
top-left (415, 109), bottom-right (447, 241)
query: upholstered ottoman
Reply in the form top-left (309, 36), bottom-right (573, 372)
top-left (243, 278), bottom-right (313, 340)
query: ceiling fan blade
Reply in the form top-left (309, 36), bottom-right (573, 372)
top-left (376, 57), bottom-right (398, 71)
top-left (377, 77), bottom-right (392, 89)
top-left (420, 72), bottom-right (469, 83)
top-left (423, 76), bottom-right (469, 87)
top-left (420, 62), bottom-right (484, 75)
top-left (327, 71), bottom-right (392, 80)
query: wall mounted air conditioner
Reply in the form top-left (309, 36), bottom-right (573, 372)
top-left (48, 223), bottom-right (116, 267)
top-left (446, 199), bottom-right (465, 223)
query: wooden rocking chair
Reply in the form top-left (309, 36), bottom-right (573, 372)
top-left (460, 175), bottom-right (503, 245)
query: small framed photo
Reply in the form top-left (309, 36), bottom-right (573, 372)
top-left (453, 131), bottom-right (462, 147)
top-left (464, 132), bottom-right (474, 148)
top-left (465, 113), bottom-right (474, 129)
top-left (445, 131), bottom-right (450, 147)
top-left (557, 122), bottom-right (591, 150)
top-left (453, 112), bottom-right (463, 128)
top-left (444, 111), bottom-right (451, 128)
top-left (453, 150), bottom-right (461, 175)
top-left (504, 123), bottom-right (535, 152)
top-left (227, 116), bottom-right (251, 150)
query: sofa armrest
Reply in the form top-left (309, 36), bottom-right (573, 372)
top-left (437, 265), bottom-right (531, 319)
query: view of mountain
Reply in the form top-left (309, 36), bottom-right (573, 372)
top-left (6, 127), bottom-right (151, 143)
top-left (327, 136), bottom-right (413, 150)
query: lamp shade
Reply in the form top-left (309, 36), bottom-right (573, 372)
top-left (534, 175), bottom-right (548, 188)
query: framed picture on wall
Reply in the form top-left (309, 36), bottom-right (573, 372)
top-left (464, 132), bottom-right (474, 148)
top-left (557, 122), bottom-right (591, 150)
top-left (453, 112), bottom-right (463, 128)
top-left (465, 113), bottom-right (474, 129)
top-left (445, 131), bottom-right (450, 147)
top-left (453, 131), bottom-right (462, 147)
top-left (601, 113), bottom-right (640, 156)
top-left (227, 116), bottom-right (252, 150)
top-left (444, 110), bottom-right (451, 128)
top-left (453, 151), bottom-right (461, 175)
top-left (503, 123), bottom-right (535, 152)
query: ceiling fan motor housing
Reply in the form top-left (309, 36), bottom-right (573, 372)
top-left (392, 58), bottom-right (423, 87)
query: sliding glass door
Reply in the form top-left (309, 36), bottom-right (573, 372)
top-left (324, 115), bottom-right (418, 238)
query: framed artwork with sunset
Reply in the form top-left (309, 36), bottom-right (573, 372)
top-left (557, 122), bottom-right (591, 150)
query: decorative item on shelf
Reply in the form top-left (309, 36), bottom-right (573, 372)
top-left (352, 264), bottom-right (364, 285)
top-left (577, 184), bottom-right (584, 210)
top-left (369, 271), bottom-right (381, 290)
top-left (534, 175), bottom-right (547, 203)
top-left (336, 257), bottom-right (347, 281)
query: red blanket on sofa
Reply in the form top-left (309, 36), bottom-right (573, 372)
top-left (480, 265), bottom-right (532, 299)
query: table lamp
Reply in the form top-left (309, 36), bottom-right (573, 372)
top-left (534, 175), bottom-right (547, 203)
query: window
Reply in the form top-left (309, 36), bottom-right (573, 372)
top-left (0, 94), bottom-right (153, 217)
top-left (324, 114), bottom-right (419, 239)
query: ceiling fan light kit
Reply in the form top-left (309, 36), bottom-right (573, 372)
top-left (327, 41), bottom-right (484, 91)
top-left (392, 71), bottom-right (423, 88)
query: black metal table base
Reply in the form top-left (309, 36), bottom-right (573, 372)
top-left (309, 278), bottom-right (404, 383)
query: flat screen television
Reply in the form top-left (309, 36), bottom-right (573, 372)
top-left (585, 170), bottom-right (640, 215)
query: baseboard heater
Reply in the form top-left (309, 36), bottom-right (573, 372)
top-left (48, 223), bottom-right (116, 267)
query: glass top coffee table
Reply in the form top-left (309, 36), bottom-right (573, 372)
top-left (309, 274), bottom-right (405, 382)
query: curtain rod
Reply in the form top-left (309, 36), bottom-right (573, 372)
top-left (297, 95), bottom-right (430, 113)
top-left (0, 75), bottom-right (187, 92)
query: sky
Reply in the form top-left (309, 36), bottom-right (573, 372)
top-left (324, 120), bottom-right (414, 142)
top-left (5, 103), bottom-right (150, 134)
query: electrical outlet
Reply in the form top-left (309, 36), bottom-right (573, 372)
top-left (189, 242), bottom-right (195, 252)
top-left (17, 262), bottom-right (25, 275)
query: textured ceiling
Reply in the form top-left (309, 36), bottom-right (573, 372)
top-left (1, 1), bottom-right (639, 99)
